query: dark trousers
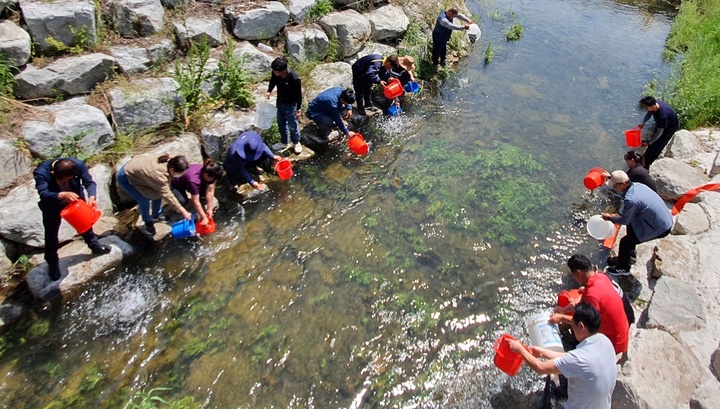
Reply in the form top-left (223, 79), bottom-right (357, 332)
top-left (616, 224), bottom-right (671, 271)
top-left (40, 201), bottom-right (99, 268)
top-left (353, 77), bottom-right (373, 108)
top-left (643, 126), bottom-right (678, 169)
top-left (303, 113), bottom-right (337, 154)
top-left (432, 40), bottom-right (449, 66)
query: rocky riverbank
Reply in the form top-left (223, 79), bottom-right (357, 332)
top-left (608, 128), bottom-right (720, 408)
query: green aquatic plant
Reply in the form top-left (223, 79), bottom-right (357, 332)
top-left (80, 363), bottom-right (105, 393)
top-left (395, 140), bottom-right (552, 244)
top-left (506, 23), bottom-right (524, 41)
top-left (341, 265), bottom-right (376, 285)
top-left (484, 42), bottom-right (495, 64)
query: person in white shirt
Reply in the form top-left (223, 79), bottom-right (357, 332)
top-left (509, 302), bottom-right (617, 409)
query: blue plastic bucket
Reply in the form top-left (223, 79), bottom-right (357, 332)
top-left (404, 81), bottom-right (420, 93)
top-left (387, 105), bottom-right (403, 116)
top-left (171, 218), bottom-right (196, 239)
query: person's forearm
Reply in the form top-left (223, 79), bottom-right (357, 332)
top-left (647, 127), bottom-right (664, 144)
top-left (440, 18), bottom-right (466, 31)
top-left (191, 195), bottom-right (206, 219)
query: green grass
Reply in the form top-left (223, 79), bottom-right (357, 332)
top-left (506, 23), bottom-right (524, 41)
top-left (663, 0), bottom-right (720, 128)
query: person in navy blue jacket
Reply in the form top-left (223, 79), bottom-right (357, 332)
top-left (351, 54), bottom-right (398, 114)
top-left (305, 87), bottom-right (358, 152)
top-left (34, 158), bottom-right (111, 280)
top-left (224, 131), bottom-right (281, 192)
top-left (638, 96), bottom-right (680, 169)
top-left (432, 8), bottom-right (472, 67)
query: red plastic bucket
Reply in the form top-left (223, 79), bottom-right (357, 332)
top-left (348, 134), bottom-right (369, 155)
top-left (583, 167), bottom-right (608, 190)
top-left (275, 159), bottom-right (293, 180)
top-left (558, 289), bottom-right (582, 315)
top-left (60, 200), bottom-right (101, 234)
top-left (493, 334), bottom-right (524, 376)
top-left (383, 78), bottom-right (403, 99)
top-left (195, 217), bottom-right (216, 236)
top-left (625, 126), bottom-right (642, 148)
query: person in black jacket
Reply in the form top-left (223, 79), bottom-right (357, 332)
top-left (624, 150), bottom-right (657, 192)
top-left (432, 8), bottom-right (472, 67)
top-left (638, 96), bottom-right (680, 168)
top-left (266, 57), bottom-right (304, 154)
top-left (34, 158), bottom-right (111, 280)
top-left (351, 54), bottom-right (398, 115)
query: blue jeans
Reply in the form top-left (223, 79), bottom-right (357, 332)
top-left (117, 165), bottom-right (161, 223)
top-left (277, 101), bottom-right (300, 144)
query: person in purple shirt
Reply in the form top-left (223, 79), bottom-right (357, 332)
top-left (171, 159), bottom-right (223, 226)
top-left (224, 131), bottom-right (281, 192)
top-left (638, 96), bottom-right (680, 168)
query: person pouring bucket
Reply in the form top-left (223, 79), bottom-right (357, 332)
top-left (224, 131), bottom-right (281, 192)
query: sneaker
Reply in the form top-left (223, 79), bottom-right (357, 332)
top-left (90, 244), bottom-right (112, 254)
top-left (294, 142), bottom-right (303, 154)
top-left (144, 222), bottom-right (156, 235)
top-left (48, 265), bottom-right (61, 281)
top-left (286, 142), bottom-right (294, 151)
top-left (606, 267), bottom-right (632, 277)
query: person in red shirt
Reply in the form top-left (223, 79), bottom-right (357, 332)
top-left (550, 254), bottom-right (630, 354)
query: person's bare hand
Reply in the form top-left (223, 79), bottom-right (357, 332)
top-left (265, 92), bottom-right (271, 100)
top-left (58, 191), bottom-right (79, 202)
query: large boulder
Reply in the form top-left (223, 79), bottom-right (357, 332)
top-left (200, 110), bottom-right (255, 161)
top-left (173, 17), bottom-right (224, 48)
top-left (364, 5), bottom-right (409, 42)
top-left (231, 41), bottom-right (274, 82)
top-left (672, 202), bottom-right (710, 235)
top-left (666, 129), bottom-right (720, 176)
top-left (0, 138), bottom-right (34, 191)
top-left (306, 62), bottom-right (352, 101)
top-left (21, 98), bottom-right (114, 158)
top-left (285, 26), bottom-right (329, 62)
top-left (288, 0), bottom-right (316, 21)
top-left (651, 157), bottom-right (709, 202)
top-left (613, 329), bottom-right (706, 409)
top-left (19, 0), bottom-right (97, 54)
top-left (647, 276), bottom-right (704, 334)
top-left (13, 53), bottom-right (115, 99)
top-left (690, 378), bottom-right (720, 409)
top-left (0, 183), bottom-right (76, 247)
top-left (0, 20), bottom-right (31, 67)
top-left (26, 235), bottom-right (134, 300)
top-left (109, 39), bottom-right (176, 74)
top-left (350, 42), bottom-right (397, 63)
top-left (649, 235), bottom-right (699, 281)
top-left (111, 0), bottom-right (164, 38)
top-left (319, 10), bottom-right (371, 57)
top-left (108, 77), bottom-right (180, 132)
top-left (225, 1), bottom-right (289, 41)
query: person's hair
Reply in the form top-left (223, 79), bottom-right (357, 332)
top-left (271, 57), bottom-right (288, 71)
top-left (340, 88), bottom-right (356, 104)
top-left (567, 254), bottom-right (592, 274)
top-left (386, 55), bottom-right (399, 69)
top-left (572, 302), bottom-right (602, 334)
top-left (202, 158), bottom-right (223, 183)
top-left (52, 159), bottom-right (76, 179)
top-left (162, 155), bottom-right (189, 173)
top-left (448, 7), bottom-right (459, 14)
top-left (639, 96), bottom-right (657, 107)
top-left (624, 150), bottom-right (642, 164)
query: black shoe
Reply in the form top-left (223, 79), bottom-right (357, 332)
top-left (48, 265), bottom-right (61, 281)
top-left (90, 244), bottom-right (111, 254)
top-left (607, 256), bottom-right (636, 266)
top-left (356, 107), bottom-right (367, 116)
top-left (145, 222), bottom-right (156, 235)
top-left (606, 267), bottom-right (632, 277)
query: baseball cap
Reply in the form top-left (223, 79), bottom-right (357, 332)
top-left (609, 170), bottom-right (629, 184)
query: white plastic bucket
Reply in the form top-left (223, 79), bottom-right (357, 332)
top-left (255, 103), bottom-right (276, 130)
top-left (525, 311), bottom-right (564, 353)
top-left (587, 215), bottom-right (615, 240)
top-left (467, 24), bottom-right (481, 44)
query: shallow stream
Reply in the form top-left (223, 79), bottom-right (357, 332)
top-left (0, 0), bottom-right (677, 407)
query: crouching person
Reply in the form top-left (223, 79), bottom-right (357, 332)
top-left (224, 131), bottom-right (281, 192)
top-left (509, 303), bottom-right (617, 409)
top-left (34, 158), bottom-right (111, 280)
top-left (304, 87), bottom-right (358, 153)
top-left (171, 159), bottom-right (222, 226)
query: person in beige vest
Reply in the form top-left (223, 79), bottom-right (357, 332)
top-left (117, 154), bottom-right (192, 235)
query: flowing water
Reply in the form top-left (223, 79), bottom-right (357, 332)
top-left (0, 0), bottom-right (677, 407)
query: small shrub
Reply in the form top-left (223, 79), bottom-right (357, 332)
top-left (45, 26), bottom-right (94, 54)
top-left (217, 41), bottom-right (254, 109)
top-left (0, 56), bottom-right (14, 96)
top-left (174, 39), bottom-right (213, 127)
top-left (50, 132), bottom-right (92, 161)
top-left (306, 0), bottom-right (333, 20)
top-left (325, 36), bottom-right (342, 62)
top-left (506, 24), bottom-right (524, 41)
